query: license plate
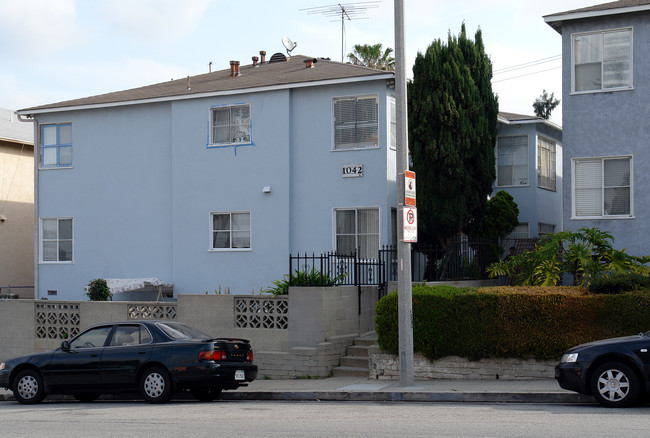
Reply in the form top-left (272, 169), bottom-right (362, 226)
top-left (235, 370), bottom-right (245, 381)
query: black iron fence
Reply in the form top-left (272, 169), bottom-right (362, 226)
top-left (289, 238), bottom-right (499, 289)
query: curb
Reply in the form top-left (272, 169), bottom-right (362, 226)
top-left (0, 391), bottom-right (594, 404)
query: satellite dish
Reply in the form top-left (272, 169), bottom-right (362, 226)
top-left (282, 37), bottom-right (297, 56)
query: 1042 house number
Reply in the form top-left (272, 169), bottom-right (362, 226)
top-left (342, 165), bottom-right (363, 178)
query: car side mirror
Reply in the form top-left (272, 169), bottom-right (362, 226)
top-left (61, 341), bottom-right (71, 351)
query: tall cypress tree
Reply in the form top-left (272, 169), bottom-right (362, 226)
top-left (408, 24), bottom-right (499, 250)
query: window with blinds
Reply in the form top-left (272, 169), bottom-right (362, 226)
top-left (497, 135), bottom-right (528, 186)
top-left (573, 28), bottom-right (632, 93)
top-left (573, 156), bottom-right (631, 218)
top-left (333, 95), bottom-right (378, 150)
top-left (537, 136), bottom-right (556, 191)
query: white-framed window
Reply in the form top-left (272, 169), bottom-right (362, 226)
top-left (388, 96), bottom-right (396, 150)
top-left (537, 136), bottom-right (556, 191)
top-left (572, 28), bottom-right (632, 93)
top-left (40, 123), bottom-right (72, 168)
top-left (497, 135), bottom-right (528, 187)
top-left (333, 95), bottom-right (378, 150)
top-left (507, 223), bottom-right (530, 240)
top-left (209, 104), bottom-right (251, 146)
top-left (573, 156), bottom-right (632, 218)
top-left (538, 223), bottom-right (555, 237)
top-left (40, 218), bottom-right (73, 263)
top-left (335, 208), bottom-right (379, 259)
top-left (210, 211), bottom-right (251, 250)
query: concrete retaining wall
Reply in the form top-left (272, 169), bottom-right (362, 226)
top-left (369, 350), bottom-right (555, 380)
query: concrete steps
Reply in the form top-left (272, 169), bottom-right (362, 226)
top-left (332, 332), bottom-right (378, 378)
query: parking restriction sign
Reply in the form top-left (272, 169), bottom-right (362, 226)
top-left (403, 207), bottom-right (417, 243)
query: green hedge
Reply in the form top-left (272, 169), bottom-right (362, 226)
top-left (375, 285), bottom-right (650, 361)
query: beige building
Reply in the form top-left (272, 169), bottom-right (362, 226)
top-left (0, 108), bottom-right (34, 298)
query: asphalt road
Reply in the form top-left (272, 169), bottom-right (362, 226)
top-left (1, 400), bottom-right (649, 437)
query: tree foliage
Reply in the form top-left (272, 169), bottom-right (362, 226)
top-left (487, 227), bottom-right (650, 287)
top-left (347, 43), bottom-right (395, 71)
top-left (532, 89), bottom-right (560, 119)
top-left (465, 190), bottom-right (519, 241)
top-left (408, 24), bottom-right (499, 250)
top-left (86, 278), bottom-right (111, 301)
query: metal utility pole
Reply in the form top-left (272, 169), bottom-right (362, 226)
top-left (394, 0), bottom-right (414, 387)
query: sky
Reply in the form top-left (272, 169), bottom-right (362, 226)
top-left (0, 0), bottom-right (599, 126)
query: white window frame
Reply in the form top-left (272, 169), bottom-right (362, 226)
top-left (572, 155), bottom-right (633, 220)
top-left (332, 94), bottom-right (379, 151)
top-left (537, 136), bottom-right (556, 191)
top-left (571, 27), bottom-right (633, 94)
top-left (39, 217), bottom-right (73, 264)
top-left (496, 135), bottom-right (529, 187)
top-left (333, 207), bottom-right (380, 260)
top-left (388, 95), bottom-right (396, 150)
top-left (39, 123), bottom-right (72, 169)
top-left (209, 211), bottom-right (251, 251)
top-left (208, 104), bottom-right (252, 147)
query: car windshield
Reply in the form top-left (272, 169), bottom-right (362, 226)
top-left (156, 322), bottom-right (211, 340)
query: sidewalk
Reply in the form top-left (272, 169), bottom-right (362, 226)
top-left (0, 377), bottom-right (594, 404)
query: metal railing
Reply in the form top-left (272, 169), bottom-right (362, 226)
top-left (289, 251), bottom-right (382, 287)
top-left (0, 285), bottom-right (34, 299)
top-left (290, 238), bottom-right (497, 289)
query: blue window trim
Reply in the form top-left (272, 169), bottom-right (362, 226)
top-left (206, 103), bottom-right (254, 155)
top-left (40, 123), bottom-right (72, 168)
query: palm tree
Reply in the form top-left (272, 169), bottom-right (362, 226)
top-left (347, 43), bottom-right (395, 71)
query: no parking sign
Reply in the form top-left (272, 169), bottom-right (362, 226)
top-left (403, 207), bottom-right (417, 243)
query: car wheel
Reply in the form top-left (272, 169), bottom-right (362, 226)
top-left (73, 393), bottom-right (101, 402)
top-left (140, 366), bottom-right (172, 404)
top-left (191, 388), bottom-right (222, 402)
top-left (591, 362), bottom-right (641, 408)
top-left (13, 369), bottom-right (45, 404)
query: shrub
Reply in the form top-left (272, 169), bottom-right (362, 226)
top-left (588, 273), bottom-right (650, 294)
top-left (375, 284), bottom-right (650, 361)
top-left (86, 278), bottom-right (111, 301)
top-left (263, 269), bottom-right (347, 296)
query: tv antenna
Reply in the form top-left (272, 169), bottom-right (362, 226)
top-left (282, 37), bottom-right (297, 57)
top-left (301, 2), bottom-right (381, 62)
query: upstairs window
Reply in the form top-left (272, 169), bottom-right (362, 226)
top-left (211, 211), bottom-right (251, 250)
top-left (573, 28), bottom-right (632, 93)
top-left (209, 104), bottom-right (251, 146)
top-left (573, 156), bottom-right (632, 218)
top-left (40, 123), bottom-right (72, 168)
top-left (497, 135), bottom-right (528, 187)
top-left (537, 136), bottom-right (556, 191)
top-left (333, 95), bottom-right (378, 150)
top-left (40, 218), bottom-right (73, 263)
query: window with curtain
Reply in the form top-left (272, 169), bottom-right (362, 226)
top-left (497, 135), bottom-right (528, 186)
top-left (573, 28), bottom-right (632, 93)
top-left (537, 136), bottom-right (556, 191)
top-left (40, 123), bottom-right (72, 168)
top-left (335, 208), bottom-right (379, 259)
top-left (41, 218), bottom-right (73, 262)
top-left (538, 223), bottom-right (555, 237)
top-left (389, 96), bottom-right (396, 150)
top-left (573, 156), bottom-right (631, 218)
top-left (209, 104), bottom-right (251, 146)
top-left (333, 95), bottom-right (378, 150)
top-left (211, 211), bottom-right (251, 249)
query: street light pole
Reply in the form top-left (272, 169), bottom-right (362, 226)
top-left (394, 0), bottom-right (414, 387)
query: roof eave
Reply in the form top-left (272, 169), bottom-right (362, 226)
top-left (498, 115), bottom-right (562, 131)
top-left (18, 72), bottom-right (394, 116)
top-left (544, 4), bottom-right (650, 33)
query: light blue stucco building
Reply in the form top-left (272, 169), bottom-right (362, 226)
top-left (545, 0), bottom-right (650, 257)
top-left (20, 54), bottom-right (397, 299)
top-left (495, 112), bottom-right (563, 244)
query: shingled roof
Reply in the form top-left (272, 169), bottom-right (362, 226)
top-left (20, 55), bottom-right (393, 114)
top-left (545, 0), bottom-right (650, 33)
